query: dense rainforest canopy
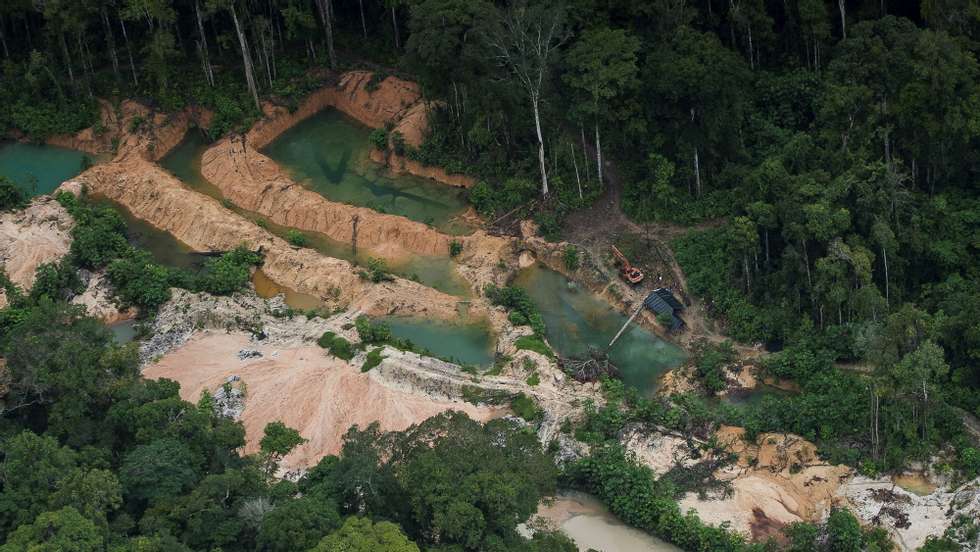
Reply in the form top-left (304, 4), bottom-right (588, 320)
top-left (1, 0), bottom-right (980, 550)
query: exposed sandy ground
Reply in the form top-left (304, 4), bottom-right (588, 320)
top-left (0, 196), bottom-right (73, 298)
top-left (671, 427), bottom-right (851, 542)
top-left (143, 331), bottom-right (504, 470)
top-left (63, 162), bottom-right (474, 322)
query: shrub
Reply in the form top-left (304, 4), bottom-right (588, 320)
top-left (197, 246), bottom-right (263, 295)
top-left (359, 257), bottom-right (393, 283)
top-left (106, 250), bottom-right (173, 311)
top-left (368, 128), bottom-right (388, 151)
top-left (515, 335), bottom-right (554, 358)
top-left (355, 316), bottom-right (392, 344)
top-left (526, 371), bottom-right (540, 386)
top-left (0, 177), bottom-right (26, 211)
top-left (449, 240), bottom-right (463, 257)
top-left (317, 331), bottom-right (355, 361)
top-left (362, 348), bottom-right (385, 372)
top-left (486, 285), bottom-right (546, 335)
top-left (286, 229), bottom-right (308, 247)
top-left (391, 131), bottom-right (406, 156)
top-left (128, 115), bottom-right (145, 133)
top-left (30, 260), bottom-right (83, 303)
top-left (511, 393), bottom-right (543, 422)
top-left (563, 245), bottom-right (580, 270)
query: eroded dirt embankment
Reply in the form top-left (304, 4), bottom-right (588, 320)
top-left (65, 160), bottom-right (473, 321)
top-left (47, 99), bottom-right (211, 162)
top-left (199, 70), bottom-right (508, 288)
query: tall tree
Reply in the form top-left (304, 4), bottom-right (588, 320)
top-left (208, 0), bottom-right (261, 110)
top-left (563, 27), bottom-right (641, 185)
top-left (485, 2), bottom-right (566, 197)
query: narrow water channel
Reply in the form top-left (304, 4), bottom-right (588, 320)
top-left (383, 316), bottom-right (495, 367)
top-left (530, 491), bottom-right (680, 552)
top-left (513, 264), bottom-right (686, 396)
top-left (262, 110), bottom-right (472, 235)
top-left (89, 196), bottom-right (205, 270)
top-left (160, 131), bottom-right (470, 297)
top-left (0, 142), bottom-right (92, 196)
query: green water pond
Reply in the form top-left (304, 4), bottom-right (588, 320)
top-left (262, 110), bottom-right (472, 235)
top-left (383, 316), bottom-right (496, 368)
top-left (0, 142), bottom-right (91, 196)
top-left (109, 319), bottom-right (139, 344)
top-left (160, 131), bottom-right (470, 297)
top-left (513, 264), bottom-right (686, 396)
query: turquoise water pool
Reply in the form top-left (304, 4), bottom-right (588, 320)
top-left (513, 264), bottom-right (686, 395)
top-left (0, 142), bottom-right (91, 196)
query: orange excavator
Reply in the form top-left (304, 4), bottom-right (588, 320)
top-left (611, 246), bottom-right (644, 284)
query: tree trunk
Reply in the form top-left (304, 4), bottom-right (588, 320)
top-left (570, 142), bottom-right (582, 199)
top-left (358, 0), bottom-right (368, 38)
top-left (119, 16), bottom-right (138, 86)
top-left (101, 9), bottom-right (120, 82)
top-left (764, 229), bottom-right (770, 266)
top-left (314, 0), bottom-right (337, 68)
top-left (802, 239), bottom-right (812, 289)
top-left (838, 0), bottom-right (847, 39)
top-left (230, 4), bottom-right (262, 111)
top-left (0, 16), bottom-right (8, 59)
top-left (580, 124), bottom-right (591, 181)
top-left (693, 147), bottom-right (702, 197)
top-left (195, 1), bottom-right (215, 86)
top-left (391, 5), bottom-right (401, 49)
top-left (60, 33), bottom-right (75, 86)
top-left (881, 245), bottom-right (889, 306)
top-left (594, 120), bottom-right (603, 185)
top-left (531, 95), bottom-right (549, 196)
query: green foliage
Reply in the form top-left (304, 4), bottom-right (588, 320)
top-left (673, 227), bottom-right (767, 342)
top-left (355, 316), bottom-right (392, 345)
top-left (256, 496), bottom-right (340, 552)
top-left (106, 250), bottom-right (174, 312)
top-left (0, 507), bottom-right (103, 552)
top-left (390, 131), bottom-right (406, 156)
top-left (119, 438), bottom-right (199, 503)
top-left (690, 339), bottom-right (736, 396)
top-left (515, 335), bottom-right (554, 359)
top-left (511, 393), bottom-right (543, 423)
top-left (359, 257), bottom-right (394, 283)
top-left (449, 239), bottom-right (463, 257)
top-left (197, 246), bottom-right (263, 295)
top-left (310, 516), bottom-right (420, 552)
top-left (30, 260), bottom-right (83, 303)
top-left (362, 347), bottom-right (386, 372)
top-left (562, 245), bottom-right (580, 270)
top-left (368, 128), bottom-right (388, 151)
top-left (526, 370), bottom-right (541, 386)
top-left (326, 412), bottom-right (558, 549)
top-left (286, 229), bottom-right (309, 247)
top-left (318, 331), bottom-right (355, 361)
top-left (565, 443), bottom-right (752, 551)
top-left (59, 197), bottom-right (131, 270)
top-left (260, 421), bottom-right (307, 460)
top-left (0, 177), bottom-right (27, 211)
top-left (485, 284), bottom-right (546, 336)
